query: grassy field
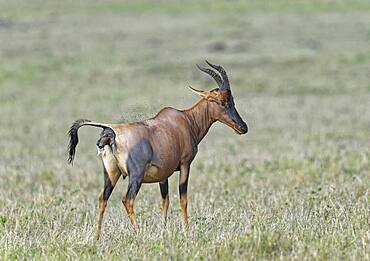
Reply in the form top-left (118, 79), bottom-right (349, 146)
top-left (0, 0), bottom-right (369, 259)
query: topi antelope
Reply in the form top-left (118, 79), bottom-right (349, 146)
top-left (68, 61), bottom-right (248, 240)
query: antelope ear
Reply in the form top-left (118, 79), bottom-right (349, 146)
top-left (188, 86), bottom-right (207, 98)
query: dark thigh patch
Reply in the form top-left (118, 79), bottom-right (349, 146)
top-left (127, 138), bottom-right (153, 176)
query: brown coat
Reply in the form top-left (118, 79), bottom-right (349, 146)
top-left (67, 61), bottom-right (248, 240)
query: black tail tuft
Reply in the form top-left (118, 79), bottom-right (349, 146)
top-left (67, 119), bottom-right (91, 165)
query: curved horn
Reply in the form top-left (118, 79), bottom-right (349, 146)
top-left (205, 60), bottom-right (230, 89)
top-left (188, 86), bottom-right (207, 97)
top-left (196, 64), bottom-right (223, 88)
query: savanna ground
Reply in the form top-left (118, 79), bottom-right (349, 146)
top-left (0, 0), bottom-right (369, 260)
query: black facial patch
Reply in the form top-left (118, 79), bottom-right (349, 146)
top-left (224, 93), bottom-right (248, 133)
top-left (225, 91), bottom-right (235, 109)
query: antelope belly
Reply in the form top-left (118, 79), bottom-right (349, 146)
top-left (143, 165), bottom-right (164, 183)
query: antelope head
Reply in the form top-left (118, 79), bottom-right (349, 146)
top-left (190, 60), bottom-right (248, 135)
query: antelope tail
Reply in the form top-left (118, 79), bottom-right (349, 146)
top-left (67, 119), bottom-right (114, 165)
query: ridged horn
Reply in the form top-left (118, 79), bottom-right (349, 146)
top-left (196, 64), bottom-right (223, 89)
top-left (205, 60), bottom-right (230, 90)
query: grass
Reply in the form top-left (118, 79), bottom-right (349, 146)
top-left (0, 0), bottom-right (369, 260)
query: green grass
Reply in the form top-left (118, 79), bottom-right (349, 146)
top-left (0, 0), bottom-right (369, 260)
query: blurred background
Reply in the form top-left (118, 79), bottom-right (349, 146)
top-left (0, 0), bottom-right (369, 259)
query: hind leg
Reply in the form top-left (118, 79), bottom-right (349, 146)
top-left (159, 179), bottom-right (169, 225)
top-left (122, 174), bottom-right (143, 232)
top-left (96, 147), bottom-right (121, 240)
top-left (122, 138), bottom-right (153, 232)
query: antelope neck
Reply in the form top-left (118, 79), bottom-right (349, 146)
top-left (183, 99), bottom-right (216, 143)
